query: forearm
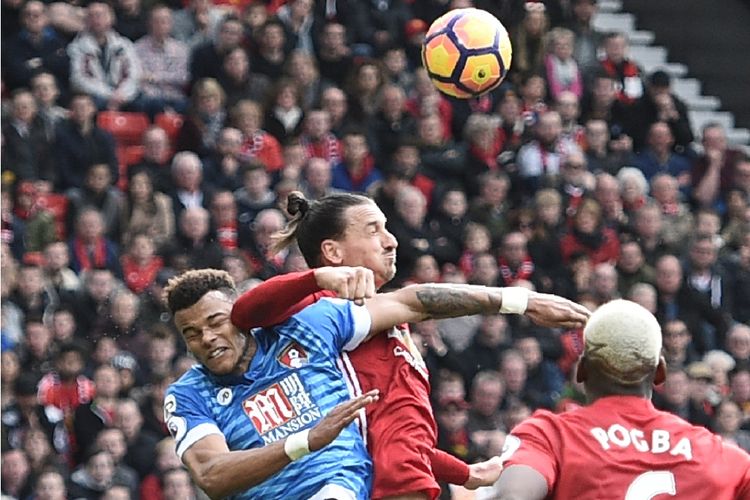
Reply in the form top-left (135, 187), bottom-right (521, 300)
top-left (693, 167), bottom-right (720, 205)
top-left (368, 284), bottom-right (506, 334)
top-left (190, 442), bottom-right (291, 499)
top-left (231, 270), bottom-right (319, 330)
top-left (402, 283), bottom-right (503, 319)
top-left (431, 448), bottom-right (470, 484)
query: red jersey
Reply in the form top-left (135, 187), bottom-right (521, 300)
top-left (503, 395), bottom-right (750, 499)
top-left (230, 271), bottom-right (469, 498)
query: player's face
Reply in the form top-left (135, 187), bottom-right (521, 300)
top-left (335, 202), bottom-right (398, 289)
top-left (175, 291), bottom-right (246, 376)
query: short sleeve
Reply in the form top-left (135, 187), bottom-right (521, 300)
top-left (164, 383), bottom-right (224, 460)
top-left (502, 411), bottom-right (560, 492)
top-left (293, 298), bottom-right (371, 353)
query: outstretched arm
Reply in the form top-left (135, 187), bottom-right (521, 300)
top-left (231, 271), bottom-right (320, 330)
top-left (182, 391), bottom-right (378, 499)
top-left (231, 267), bottom-right (377, 330)
top-left (364, 284), bottom-right (590, 338)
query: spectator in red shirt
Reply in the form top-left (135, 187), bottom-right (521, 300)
top-left (560, 198), bottom-right (620, 265)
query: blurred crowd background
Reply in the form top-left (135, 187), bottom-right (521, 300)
top-left (1, 0), bottom-right (749, 498)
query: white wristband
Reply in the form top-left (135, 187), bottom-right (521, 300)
top-left (284, 429), bottom-right (311, 461)
top-left (499, 287), bottom-right (529, 314)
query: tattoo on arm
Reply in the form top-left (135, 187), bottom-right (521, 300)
top-left (415, 286), bottom-right (501, 319)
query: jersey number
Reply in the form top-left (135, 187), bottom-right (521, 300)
top-left (625, 471), bottom-right (676, 499)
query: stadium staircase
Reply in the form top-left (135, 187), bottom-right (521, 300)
top-left (593, 0), bottom-right (750, 150)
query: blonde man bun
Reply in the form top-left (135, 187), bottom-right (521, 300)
top-left (584, 299), bottom-right (662, 385)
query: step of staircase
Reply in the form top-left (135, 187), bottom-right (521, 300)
top-left (591, 12), bottom-right (636, 32)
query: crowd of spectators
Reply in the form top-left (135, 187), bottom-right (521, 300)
top-left (1, 0), bottom-right (750, 498)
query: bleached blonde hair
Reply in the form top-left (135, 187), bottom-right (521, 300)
top-left (584, 299), bottom-right (662, 385)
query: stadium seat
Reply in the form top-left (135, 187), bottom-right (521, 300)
top-left (97, 111), bottom-right (150, 146)
top-left (116, 145), bottom-right (145, 191)
top-left (155, 112), bottom-right (185, 147)
top-left (37, 193), bottom-right (69, 240)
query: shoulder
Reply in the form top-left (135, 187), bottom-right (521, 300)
top-left (167, 365), bottom-right (210, 397)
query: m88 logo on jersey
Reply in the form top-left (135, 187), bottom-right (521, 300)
top-left (243, 373), bottom-right (322, 444)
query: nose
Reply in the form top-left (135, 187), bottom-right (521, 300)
top-left (383, 229), bottom-right (398, 250)
top-left (200, 327), bottom-right (218, 348)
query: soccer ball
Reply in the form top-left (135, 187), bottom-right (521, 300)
top-left (422, 8), bottom-right (513, 99)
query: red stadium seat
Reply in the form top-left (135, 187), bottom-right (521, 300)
top-left (97, 111), bottom-right (150, 146)
top-left (116, 145), bottom-right (145, 191)
top-left (37, 193), bottom-right (69, 240)
top-left (154, 112), bottom-right (184, 147)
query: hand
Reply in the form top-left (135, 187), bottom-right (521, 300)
top-left (705, 147), bottom-right (723, 166)
top-left (525, 292), bottom-right (590, 329)
top-left (313, 266), bottom-right (376, 305)
top-left (463, 456), bottom-right (504, 489)
top-left (307, 390), bottom-right (379, 451)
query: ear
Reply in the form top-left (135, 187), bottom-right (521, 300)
top-left (653, 356), bottom-right (667, 386)
top-left (320, 239), bottom-right (344, 265)
top-left (575, 356), bottom-right (587, 384)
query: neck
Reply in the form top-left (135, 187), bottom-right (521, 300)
top-left (232, 334), bottom-right (257, 376)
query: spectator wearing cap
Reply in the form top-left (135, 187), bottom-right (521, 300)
top-left (687, 361), bottom-right (721, 417)
top-left (630, 70), bottom-right (694, 152)
top-left (72, 364), bottom-right (120, 463)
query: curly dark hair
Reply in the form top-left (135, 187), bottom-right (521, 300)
top-left (163, 269), bottom-right (236, 314)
